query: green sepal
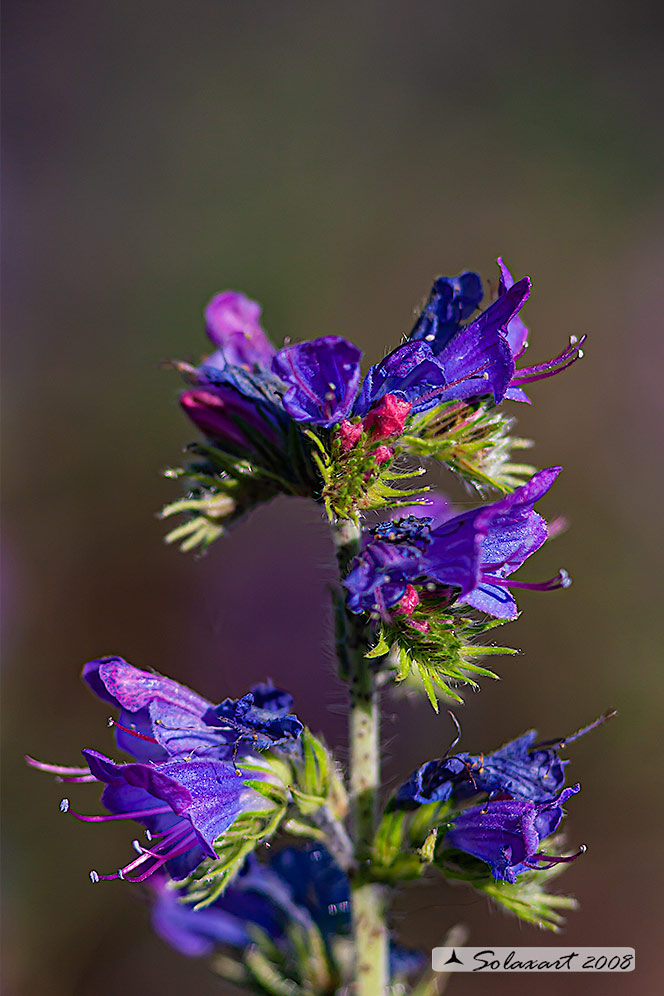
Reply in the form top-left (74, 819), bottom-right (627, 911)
top-left (370, 799), bottom-right (454, 883)
top-left (403, 401), bottom-right (535, 493)
top-left (435, 845), bottom-right (578, 931)
top-left (369, 609), bottom-right (515, 708)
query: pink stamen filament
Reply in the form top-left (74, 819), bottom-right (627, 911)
top-left (524, 844), bottom-right (586, 868)
top-left (511, 336), bottom-right (586, 386)
top-left (93, 822), bottom-right (198, 884)
top-left (65, 804), bottom-right (172, 823)
top-left (415, 360), bottom-right (492, 407)
top-left (25, 756), bottom-right (93, 777)
top-left (481, 570), bottom-right (570, 592)
top-left (111, 720), bottom-right (159, 744)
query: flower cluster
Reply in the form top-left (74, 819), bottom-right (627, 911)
top-left (395, 714), bottom-right (612, 885)
top-left (29, 658), bottom-right (303, 884)
top-left (164, 259), bottom-right (585, 540)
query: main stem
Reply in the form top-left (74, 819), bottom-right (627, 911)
top-left (333, 520), bottom-right (389, 996)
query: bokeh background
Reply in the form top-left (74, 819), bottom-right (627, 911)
top-left (3, 2), bottom-right (663, 994)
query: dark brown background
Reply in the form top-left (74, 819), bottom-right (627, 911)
top-left (3, 2), bottom-right (663, 994)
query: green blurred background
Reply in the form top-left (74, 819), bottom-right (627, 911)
top-left (3, 1), bottom-right (663, 993)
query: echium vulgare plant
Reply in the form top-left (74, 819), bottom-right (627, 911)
top-left (29, 260), bottom-right (616, 996)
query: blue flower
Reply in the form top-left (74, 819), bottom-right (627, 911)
top-left (409, 261), bottom-right (586, 405)
top-left (396, 712), bottom-right (614, 807)
top-left (151, 846), bottom-right (424, 980)
top-left (82, 658), bottom-right (302, 762)
top-left (271, 335), bottom-right (363, 428)
top-left (344, 468), bottom-right (569, 621)
top-left (30, 662), bottom-right (303, 884)
top-left (397, 729), bottom-right (567, 807)
top-left (409, 271), bottom-right (484, 347)
top-left (64, 749), bottom-right (248, 883)
top-left (444, 786), bottom-right (583, 883)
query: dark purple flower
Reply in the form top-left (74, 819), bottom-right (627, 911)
top-left (151, 846), bottom-right (423, 979)
top-left (445, 785), bottom-right (582, 883)
top-left (271, 335), bottom-right (363, 428)
top-left (81, 658), bottom-right (303, 763)
top-left (204, 291), bottom-right (275, 371)
top-left (410, 271), bottom-right (484, 348)
top-left (344, 468), bottom-right (568, 621)
top-left (460, 466), bottom-right (569, 619)
top-left (270, 281), bottom-right (527, 430)
top-left (344, 516), bottom-right (433, 616)
top-left (82, 657), bottom-right (213, 762)
top-left (61, 749), bottom-right (248, 883)
top-left (180, 385), bottom-right (280, 450)
top-left (396, 714), bottom-right (616, 807)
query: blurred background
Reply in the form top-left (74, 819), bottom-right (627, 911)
top-left (3, 1), bottom-right (663, 994)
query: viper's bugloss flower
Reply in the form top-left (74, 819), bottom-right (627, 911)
top-left (344, 467), bottom-right (569, 620)
top-left (29, 661), bottom-right (303, 883)
top-left (397, 730), bottom-right (566, 807)
top-left (204, 291), bottom-right (276, 372)
top-left (409, 272), bottom-right (484, 345)
top-left (271, 335), bottom-right (363, 428)
top-left (271, 318), bottom-right (516, 429)
top-left (152, 847), bottom-right (424, 979)
top-left (180, 385), bottom-right (280, 451)
top-left (81, 657), bottom-right (302, 762)
top-left (444, 785), bottom-right (583, 883)
top-left (152, 847), bottom-right (349, 956)
top-left (69, 749), bottom-right (248, 883)
top-left (396, 712), bottom-right (614, 807)
top-left (409, 261), bottom-right (586, 405)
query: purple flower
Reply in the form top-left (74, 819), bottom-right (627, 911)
top-left (271, 335), bottom-right (363, 428)
top-left (444, 785), bottom-right (583, 883)
top-left (409, 271), bottom-right (484, 348)
top-left (152, 847), bottom-right (348, 956)
top-left (344, 468), bottom-right (568, 621)
top-left (398, 730), bottom-right (567, 807)
top-left (82, 657), bottom-right (213, 762)
top-left (269, 278), bottom-right (529, 429)
top-left (30, 663), bottom-right (303, 885)
top-left (460, 466), bottom-right (569, 619)
top-left (396, 712), bottom-right (614, 807)
top-left (151, 846), bottom-right (424, 979)
top-left (180, 385), bottom-right (280, 450)
top-left (82, 658), bottom-right (302, 762)
top-left (62, 749), bottom-right (247, 883)
top-left (204, 291), bottom-right (276, 372)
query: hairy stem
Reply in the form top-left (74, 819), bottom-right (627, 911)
top-left (332, 520), bottom-right (389, 996)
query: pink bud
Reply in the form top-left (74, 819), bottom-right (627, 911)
top-left (338, 419), bottom-right (363, 453)
top-left (362, 394), bottom-right (412, 440)
top-left (374, 445), bottom-right (394, 465)
top-left (396, 584), bottom-right (420, 616)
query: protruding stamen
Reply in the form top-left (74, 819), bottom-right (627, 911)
top-left (483, 569), bottom-right (571, 592)
top-left (511, 334), bottom-right (587, 387)
top-left (526, 844), bottom-right (587, 868)
top-left (63, 804), bottom-right (171, 823)
top-left (26, 756), bottom-right (93, 778)
top-left (89, 870), bottom-right (100, 883)
top-left (110, 719), bottom-right (159, 745)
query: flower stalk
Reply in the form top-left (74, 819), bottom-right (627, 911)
top-left (333, 519), bottom-right (389, 996)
